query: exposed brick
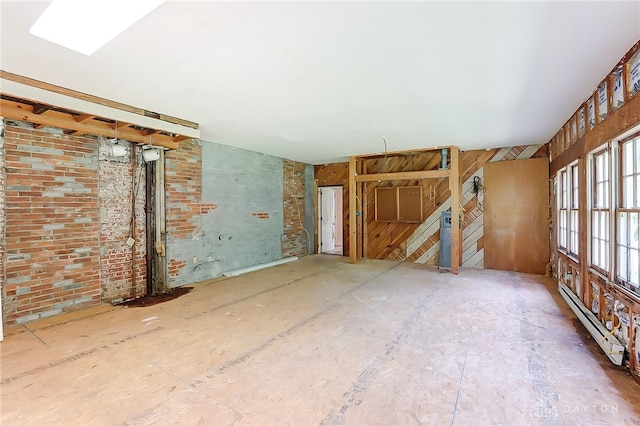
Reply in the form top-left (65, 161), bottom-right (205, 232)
top-left (282, 160), bottom-right (309, 258)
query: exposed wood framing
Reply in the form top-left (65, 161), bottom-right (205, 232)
top-left (1, 98), bottom-right (180, 149)
top-left (349, 156), bottom-right (357, 263)
top-left (354, 169), bottom-right (450, 182)
top-left (347, 146), bottom-right (462, 273)
top-left (1, 70), bottom-right (198, 130)
top-left (1, 72), bottom-right (199, 147)
top-left (449, 146), bottom-right (461, 274)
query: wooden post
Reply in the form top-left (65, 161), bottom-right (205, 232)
top-left (362, 161), bottom-right (368, 259)
top-left (356, 160), bottom-right (364, 259)
top-left (349, 156), bottom-right (357, 264)
top-left (623, 63), bottom-right (630, 104)
top-left (449, 146), bottom-right (461, 274)
top-left (314, 179), bottom-right (319, 254)
top-left (630, 313), bottom-right (638, 376)
top-left (578, 158), bottom-right (588, 304)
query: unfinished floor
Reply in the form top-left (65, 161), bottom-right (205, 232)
top-left (1, 255), bottom-right (639, 425)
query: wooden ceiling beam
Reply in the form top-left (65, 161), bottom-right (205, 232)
top-left (1, 98), bottom-right (178, 149)
top-left (1, 70), bottom-right (199, 130)
top-left (74, 113), bottom-right (94, 123)
top-left (173, 135), bottom-right (192, 143)
top-left (32, 103), bottom-right (50, 114)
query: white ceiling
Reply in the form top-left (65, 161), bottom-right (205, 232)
top-left (1, 1), bottom-right (639, 164)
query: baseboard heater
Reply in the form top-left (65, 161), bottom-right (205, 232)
top-left (222, 256), bottom-right (298, 277)
top-left (558, 282), bottom-right (624, 365)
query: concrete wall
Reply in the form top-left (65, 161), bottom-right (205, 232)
top-left (165, 140), bottom-right (286, 286)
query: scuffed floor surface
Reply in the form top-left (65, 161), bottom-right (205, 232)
top-left (2, 255), bottom-right (639, 425)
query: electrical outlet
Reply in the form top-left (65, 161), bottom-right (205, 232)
top-left (126, 237), bottom-right (135, 247)
top-left (192, 256), bottom-right (197, 264)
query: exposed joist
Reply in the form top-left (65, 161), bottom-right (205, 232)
top-left (173, 135), bottom-right (192, 143)
top-left (74, 113), bottom-right (94, 123)
top-left (354, 169), bottom-right (449, 182)
top-left (113, 121), bottom-right (131, 130)
top-left (32, 103), bottom-right (50, 115)
top-left (0, 74), bottom-right (200, 142)
top-left (1, 98), bottom-right (178, 149)
top-left (1, 70), bottom-right (199, 130)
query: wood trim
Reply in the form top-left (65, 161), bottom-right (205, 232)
top-left (550, 136), bottom-right (586, 176)
top-left (578, 158), bottom-right (589, 304)
top-left (0, 70), bottom-right (199, 130)
top-left (1, 98), bottom-right (178, 149)
top-left (355, 169), bottom-right (450, 182)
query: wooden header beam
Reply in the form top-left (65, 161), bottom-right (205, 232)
top-left (347, 146), bottom-right (462, 273)
top-left (354, 169), bottom-right (450, 182)
top-left (1, 98), bottom-right (179, 149)
top-left (355, 145), bottom-right (452, 160)
top-left (1, 70), bottom-right (198, 130)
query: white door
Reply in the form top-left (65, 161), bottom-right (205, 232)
top-left (320, 188), bottom-right (336, 252)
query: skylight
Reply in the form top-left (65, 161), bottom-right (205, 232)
top-left (30, 0), bottom-right (166, 56)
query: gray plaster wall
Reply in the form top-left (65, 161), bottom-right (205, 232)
top-left (167, 140), bottom-right (284, 286)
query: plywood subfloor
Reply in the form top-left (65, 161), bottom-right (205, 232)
top-left (1, 255), bottom-right (639, 425)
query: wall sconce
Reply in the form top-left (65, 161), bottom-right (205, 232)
top-left (109, 144), bottom-right (127, 157)
top-left (142, 147), bottom-right (160, 162)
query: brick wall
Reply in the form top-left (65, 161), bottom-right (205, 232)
top-left (165, 139), bottom-right (204, 283)
top-left (282, 160), bottom-right (310, 257)
top-left (3, 123), bottom-right (101, 324)
top-left (98, 141), bottom-right (146, 302)
top-left (0, 119), bottom-right (6, 325)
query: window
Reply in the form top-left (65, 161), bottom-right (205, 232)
top-left (569, 164), bottom-right (579, 256)
top-left (591, 150), bottom-right (610, 271)
top-left (558, 170), bottom-right (568, 250)
top-left (616, 137), bottom-right (640, 288)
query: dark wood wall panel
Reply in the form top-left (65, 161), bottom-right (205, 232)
top-left (484, 157), bottom-right (549, 274)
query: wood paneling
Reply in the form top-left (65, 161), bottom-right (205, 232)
top-left (315, 163), bottom-right (349, 255)
top-left (484, 157), bottom-right (549, 274)
top-left (315, 144), bottom-right (548, 266)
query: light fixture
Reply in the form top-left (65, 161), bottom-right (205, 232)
top-left (110, 144), bottom-right (127, 157)
top-left (142, 147), bottom-right (160, 162)
top-left (30, 0), bottom-right (166, 56)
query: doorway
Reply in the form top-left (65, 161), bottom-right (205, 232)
top-left (318, 186), bottom-right (343, 255)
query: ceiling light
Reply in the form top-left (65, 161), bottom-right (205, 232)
top-left (30, 0), bottom-right (165, 56)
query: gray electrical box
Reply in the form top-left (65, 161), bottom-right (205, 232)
top-left (439, 211), bottom-right (451, 268)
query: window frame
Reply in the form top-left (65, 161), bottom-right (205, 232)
top-left (569, 163), bottom-right (580, 257)
top-left (558, 169), bottom-right (568, 252)
top-left (590, 148), bottom-right (610, 274)
top-left (615, 136), bottom-right (640, 289)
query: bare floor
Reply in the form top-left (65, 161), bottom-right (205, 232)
top-left (2, 255), bottom-right (639, 425)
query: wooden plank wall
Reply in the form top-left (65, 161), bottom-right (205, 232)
top-left (315, 144), bottom-right (548, 265)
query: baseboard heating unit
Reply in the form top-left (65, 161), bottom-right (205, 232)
top-left (558, 282), bottom-right (624, 366)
